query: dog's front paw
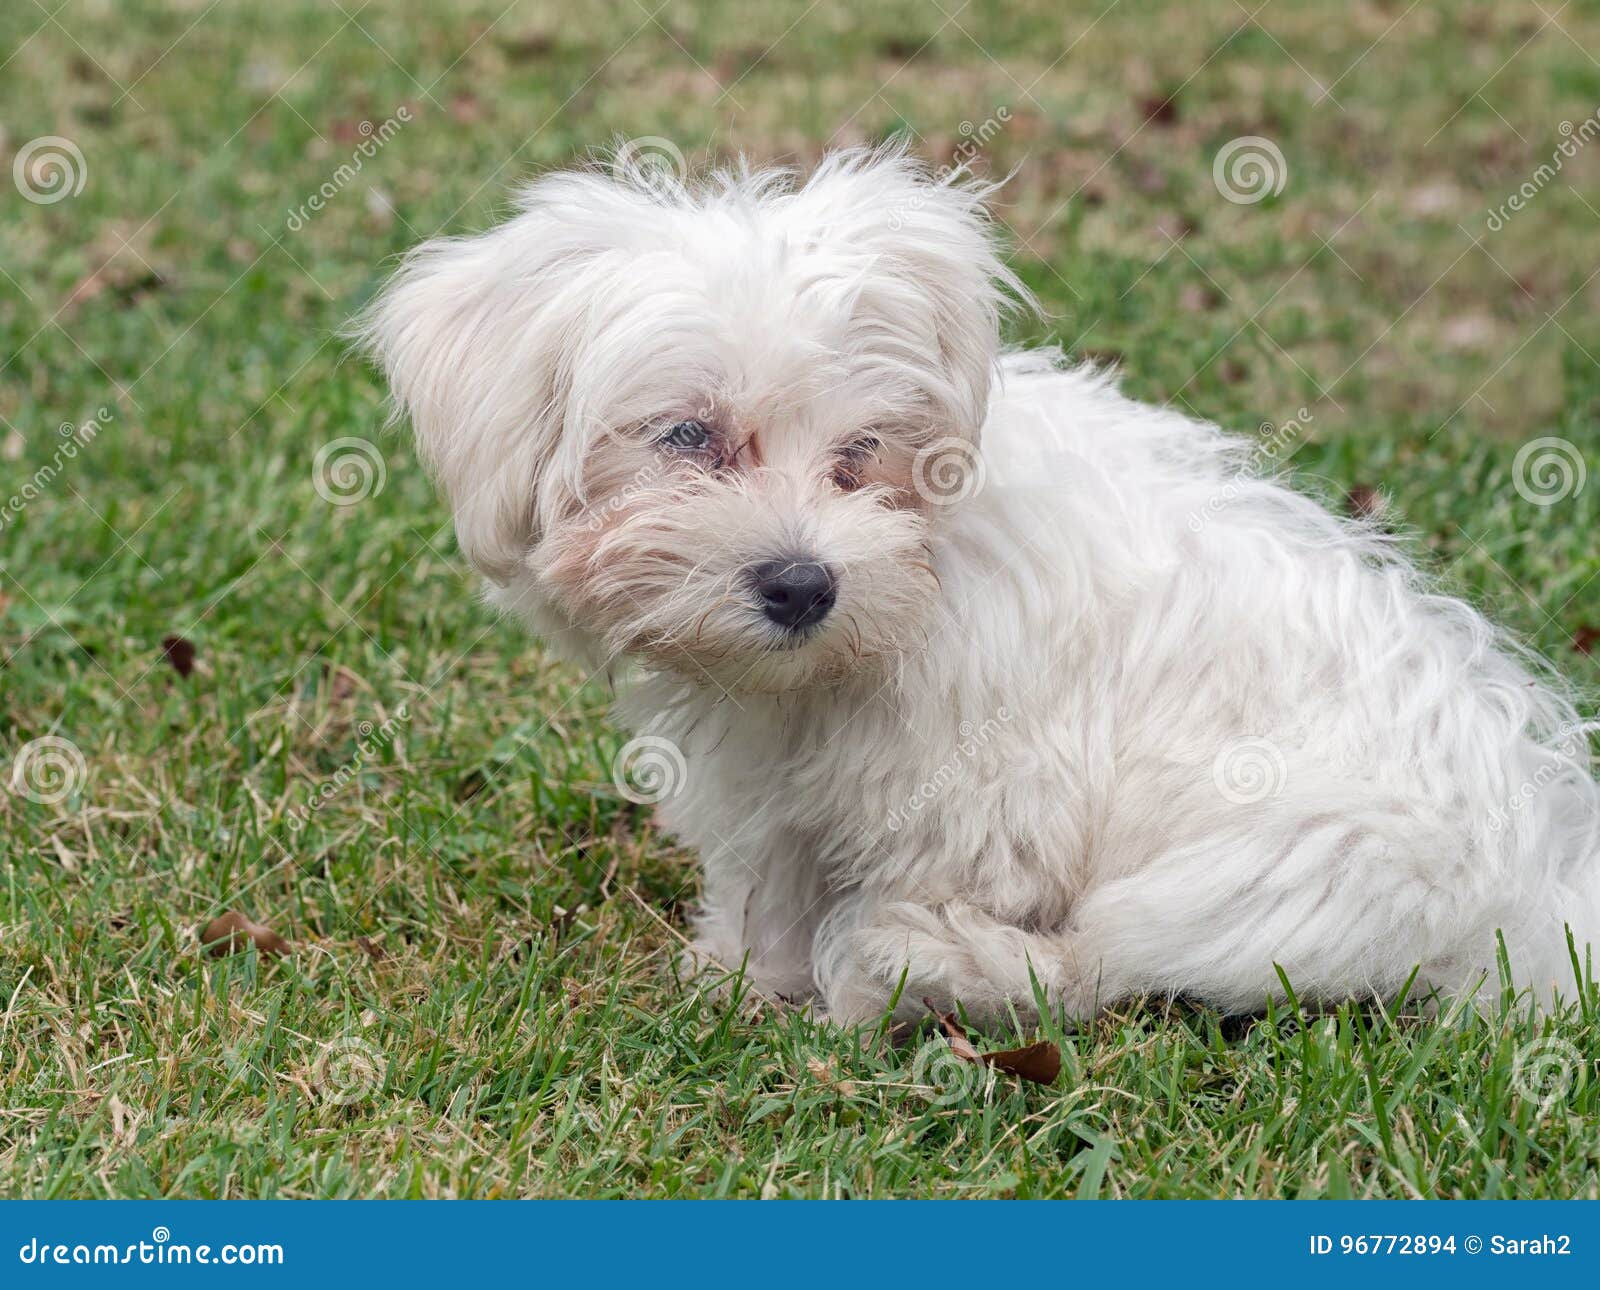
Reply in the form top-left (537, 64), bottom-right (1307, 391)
top-left (679, 935), bottom-right (743, 984)
top-left (679, 937), bottom-right (822, 1007)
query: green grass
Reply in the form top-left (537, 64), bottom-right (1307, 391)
top-left (2, 0), bottom-right (1599, 1197)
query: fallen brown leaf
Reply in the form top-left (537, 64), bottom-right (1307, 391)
top-left (924, 998), bottom-right (1060, 1086)
top-left (927, 1000), bottom-right (983, 1062)
top-left (329, 117), bottom-right (371, 144)
top-left (984, 1040), bottom-right (1063, 1084)
top-left (876, 34), bottom-right (925, 60)
top-left (354, 935), bottom-right (387, 962)
top-left (61, 224), bottom-right (168, 317)
top-left (199, 911), bottom-right (290, 958)
top-left (161, 634), bottom-right (196, 678)
top-left (1136, 92), bottom-right (1180, 127)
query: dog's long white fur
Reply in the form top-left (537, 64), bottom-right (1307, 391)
top-left (359, 146), bottom-right (1600, 1023)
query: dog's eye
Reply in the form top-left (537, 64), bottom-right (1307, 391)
top-left (833, 435), bottom-right (880, 491)
top-left (659, 419), bottom-right (711, 452)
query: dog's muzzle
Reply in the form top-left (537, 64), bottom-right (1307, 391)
top-left (749, 557), bottom-right (837, 631)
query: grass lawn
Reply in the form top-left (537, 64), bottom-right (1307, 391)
top-left (2, 0), bottom-right (1599, 1198)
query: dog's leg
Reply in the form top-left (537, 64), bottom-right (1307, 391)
top-left (815, 817), bottom-right (1514, 1025)
top-left (1057, 817), bottom-right (1504, 1015)
top-left (688, 837), bottom-right (838, 1003)
top-left (813, 897), bottom-right (1097, 1026)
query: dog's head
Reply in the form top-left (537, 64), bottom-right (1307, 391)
top-left (358, 146), bottom-right (1023, 692)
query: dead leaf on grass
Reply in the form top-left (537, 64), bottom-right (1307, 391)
top-left (199, 911), bottom-right (290, 958)
top-left (924, 998), bottom-right (1061, 1086)
top-left (161, 634), bottom-right (196, 678)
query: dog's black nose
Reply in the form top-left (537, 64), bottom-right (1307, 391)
top-left (750, 558), bottom-right (837, 630)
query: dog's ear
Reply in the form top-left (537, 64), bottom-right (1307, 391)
top-left (789, 147), bottom-right (1032, 441)
top-left (354, 178), bottom-right (625, 583)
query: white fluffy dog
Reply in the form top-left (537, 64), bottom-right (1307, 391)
top-left (360, 147), bottom-right (1600, 1024)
